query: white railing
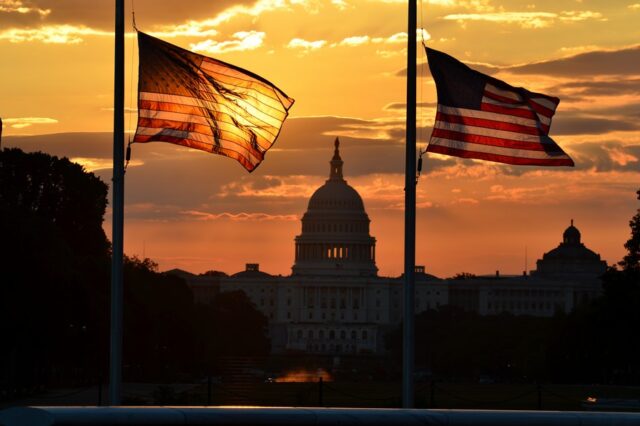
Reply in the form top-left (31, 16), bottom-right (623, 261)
top-left (2, 406), bottom-right (640, 426)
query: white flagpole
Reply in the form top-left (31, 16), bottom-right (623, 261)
top-left (109, 0), bottom-right (125, 406)
top-left (403, 0), bottom-right (417, 409)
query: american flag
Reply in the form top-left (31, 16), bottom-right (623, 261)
top-left (425, 47), bottom-right (573, 167)
top-left (134, 32), bottom-right (294, 172)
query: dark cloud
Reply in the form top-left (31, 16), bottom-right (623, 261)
top-left (507, 46), bottom-right (640, 76)
top-left (276, 116), bottom-right (402, 150)
top-left (0, 0), bottom-right (251, 30)
top-left (4, 115), bottom-right (637, 222)
top-left (396, 46), bottom-right (640, 80)
top-left (383, 102), bottom-right (436, 111)
top-left (551, 78), bottom-right (640, 97)
top-left (593, 102), bottom-right (640, 119)
top-left (396, 60), bottom-right (499, 79)
top-left (552, 112), bottom-right (640, 135)
top-left (570, 142), bottom-right (640, 173)
top-left (4, 132), bottom-right (113, 158)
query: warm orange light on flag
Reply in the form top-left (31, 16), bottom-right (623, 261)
top-left (133, 31), bottom-right (294, 172)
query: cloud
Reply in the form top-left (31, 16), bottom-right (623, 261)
top-left (69, 157), bottom-right (144, 172)
top-left (335, 29), bottom-right (431, 48)
top-left (286, 37), bottom-right (327, 52)
top-left (181, 210), bottom-right (299, 221)
top-left (0, 0), bottom-right (249, 30)
top-left (443, 10), bottom-right (605, 29)
top-left (569, 142), bottom-right (640, 172)
top-left (190, 30), bottom-right (265, 53)
top-left (552, 112), bottom-right (640, 135)
top-left (507, 45), bottom-right (640, 76)
top-left (383, 102), bottom-right (437, 111)
top-left (396, 59), bottom-right (499, 78)
top-left (550, 78), bottom-right (640, 98)
top-left (628, 3), bottom-right (640, 10)
top-left (0, 24), bottom-right (109, 43)
top-left (220, 175), bottom-right (319, 199)
top-left (2, 117), bottom-right (58, 128)
top-left (338, 35), bottom-right (370, 46)
top-left (0, 0), bottom-right (49, 16)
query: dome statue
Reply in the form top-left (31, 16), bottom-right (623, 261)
top-left (292, 138), bottom-right (377, 276)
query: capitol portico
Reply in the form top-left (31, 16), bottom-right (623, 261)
top-left (173, 139), bottom-right (608, 356)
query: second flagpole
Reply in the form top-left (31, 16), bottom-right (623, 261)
top-left (110, 0), bottom-right (125, 406)
top-left (402, 0), bottom-right (417, 409)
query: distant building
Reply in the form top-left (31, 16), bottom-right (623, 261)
top-left (534, 220), bottom-right (607, 278)
top-left (171, 139), bottom-right (607, 355)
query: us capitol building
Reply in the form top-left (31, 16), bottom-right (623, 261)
top-left (170, 139), bottom-right (607, 355)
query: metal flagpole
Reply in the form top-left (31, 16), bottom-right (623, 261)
top-left (109, 0), bottom-right (125, 406)
top-left (402, 0), bottom-right (417, 409)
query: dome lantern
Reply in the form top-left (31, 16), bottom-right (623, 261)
top-left (329, 137), bottom-right (344, 181)
top-left (563, 219), bottom-right (581, 245)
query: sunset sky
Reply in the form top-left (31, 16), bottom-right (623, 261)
top-left (2, 0), bottom-right (639, 278)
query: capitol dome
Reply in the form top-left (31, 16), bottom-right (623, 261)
top-left (292, 138), bottom-right (377, 276)
top-left (535, 220), bottom-right (606, 278)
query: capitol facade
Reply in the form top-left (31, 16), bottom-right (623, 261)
top-left (172, 139), bottom-right (607, 355)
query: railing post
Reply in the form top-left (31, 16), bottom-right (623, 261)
top-left (97, 377), bottom-right (102, 406)
top-left (537, 383), bottom-right (542, 410)
top-left (318, 377), bottom-right (324, 407)
top-left (430, 380), bottom-right (436, 408)
top-left (207, 376), bottom-right (212, 406)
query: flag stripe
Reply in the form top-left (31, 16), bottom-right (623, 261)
top-left (431, 128), bottom-right (563, 151)
top-left (531, 96), bottom-right (558, 110)
top-left (485, 83), bottom-right (521, 102)
top-left (483, 90), bottom-right (522, 105)
top-left (200, 64), bottom-right (286, 105)
top-left (201, 58), bottom-right (294, 107)
top-left (185, 73), bottom-right (288, 115)
top-left (134, 134), bottom-right (262, 170)
top-left (436, 112), bottom-right (541, 137)
top-left (527, 99), bottom-right (555, 118)
top-left (427, 144), bottom-right (574, 166)
top-left (139, 107), bottom-right (278, 141)
top-left (480, 102), bottom-right (542, 122)
top-left (137, 116), bottom-right (271, 150)
top-left (428, 137), bottom-right (572, 161)
top-left (438, 105), bottom-right (539, 127)
top-left (133, 130), bottom-right (263, 164)
top-left (140, 91), bottom-right (284, 130)
top-left (138, 100), bottom-right (279, 139)
top-left (434, 121), bottom-right (541, 143)
top-left (136, 118), bottom-right (270, 154)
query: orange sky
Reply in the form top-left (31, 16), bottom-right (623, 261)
top-left (1, 0), bottom-right (639, 277)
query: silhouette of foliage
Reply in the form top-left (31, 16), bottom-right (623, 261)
top-left (0, 148), bottom-right (270, 396)
top-left (448, 272), bottom-right (477, 280)
top-left (386, 306), bottom-right (551, 382)
top-left (620, 189), bottom-right (640, 272)
top-left (0, 148), bottom-right (111, 393)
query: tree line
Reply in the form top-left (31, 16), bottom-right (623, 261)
top-left (386, 190), bottom-right (640, 384)
top-left (1, 147), bottom-right (638, 397)
top-left (0, 148), bottom-right (269, 398)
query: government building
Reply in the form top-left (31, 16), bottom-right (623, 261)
top-left (170, 139), bottom-right (607, 355)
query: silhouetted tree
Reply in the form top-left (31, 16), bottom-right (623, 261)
top-left (548, 188), bottom-right (640, 384)
top-left (385, 306), bottom-right (551, 382)
top-left (620, 189), bottom-right (640, 273)
top-left (0, 148), bottom-right (110, 391)
top-left (0, 148), bottom-right (271, 393)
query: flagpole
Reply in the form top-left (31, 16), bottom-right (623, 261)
top-left (109, 0), bottom-right (125, 406)
top-left (402, 0), bottom-right (417, 409)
